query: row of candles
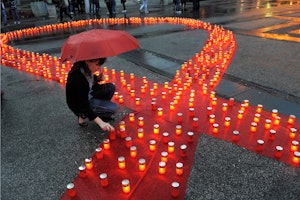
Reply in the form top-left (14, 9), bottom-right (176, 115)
top-left (1, 17), bottom-right (210, 42)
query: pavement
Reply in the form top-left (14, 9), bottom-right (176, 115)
top-left (1, 1), bottom-right (300, 200)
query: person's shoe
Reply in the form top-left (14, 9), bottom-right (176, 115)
top-left (145, 10), bottom-right (149, 14)
top-left (78, 116), bottom-right (88, 127)
top-left (14, 21), bottom-right (17, 24)
top-left (17, 21), bottom-right (20, 24)
top-left (122, 10), bottom-right (127, 13)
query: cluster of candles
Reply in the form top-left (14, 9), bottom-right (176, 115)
top-left (1, 17), bottom-right (298, 199)
top-left (65, 114), bottom-right (194, 198)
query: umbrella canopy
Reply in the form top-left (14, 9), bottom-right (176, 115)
top-left (60, 29), bottom-right (140, 63)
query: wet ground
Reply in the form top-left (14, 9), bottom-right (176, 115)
top-left (1, 1), bottom-right (300, 200)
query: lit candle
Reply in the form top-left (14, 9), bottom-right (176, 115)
top-left (289, 128), bottom-right (297, 139)
top-left (176, 125), bottom-right (182, 136)
top-left (158, 161), bottom-right (166, 174)
top-left (138, 117), bottom-right (144, 127)
top-left (176, 162), bottom-right (183, 175)
top-left (135, 97), bottom-right (141, 106)
top-left (129, 113), bottom-right (135, 122)
top-left (85, 158), bottom-right (93, 170)
top-left (209, 114), bottom-right (215, 124)
top-left (130, 73), bottom-right (134, 80)
top-left (138, 158), bottom-right (146, 172)
top-left (161, 151), bottom-right (168, 162)
top-left (224, 117), bottom-right (231, 127)
top-left (187, 131), bottom-right (194, 143)
top-left (210, 91), bottom-right (215, 99)
top-left (256, 140), bottom-right (264, 152)
top-left (95, 147), bottom-right (103, 159)
top-left (163, 132), bottom-right (169, 143)
top-left (79, 165), bottom-right (87, 178)
top-left (164, 82), bottom-right (169, 89)
top-left (269, 129), bottom-right (276, 140)
top-left (119, 95), bottom-right (124, 104)
top-left (256, 104), bottom-right (263, 113)
top-left (244, 99), bottom-right (249, 108)
top-left (138, 128), bottom-right (144, 139)
top-left (250, 122), bottom-right (257, 133)
top-left (274, 146), bottom-right (283, 158)
top-left (126, 84), bottom-right (131, 92)
top-left (157, 107), bottom-right (163, 117)
top-left (288, 115), bottom-right (296, 124)
top-left (292, 151), bottom-right (300, 164)
top-left (291, 140), bottom-right (299, 152)
top-left (212, 123), bottom-right (219, 134)
top-left (273, 116), bottom-right (280, 126)
top-left (153, 124), bottom-right (159, 134)
top-left (150, 88), bottom-right (155, 96)
top-left (222, 103), bottom-right (228, 112)
top-left (232, 130), bottom-right (239, 142)
top-left (141, 86), bottom-right (146, 94)
top-left (130, 90), bottom-right (135, 98)
top-left (118, 156), bottom-right (126, 169)
top-left (272, 109), bottom-right (278, 118)
top-left (171, 182), bottom-right (180, 197)
top-left (125, 137), bottom-right (133, 148)
top-left (241, 104), bottom-right (246, 111)
top-left (170, 102), bottom-right (175, 111)
top-left (180, 144), bottom-right (187, 157)
top-left (168, 141), bottom-right (175, 153)
top-left (162, 91), bottom-right (166, 100)
top-left (122, 179), bottom-right (130, 194)
top-left (99, 173), bottom-right (108, 187)
top-left (67, 183), bottom-right (76, 197)
top-left (114, 92), bottom-right (119, 100)
top-left (119, 121), bottom-right (125, 130)
top-left (264, 119), bottom-right (272, 130)
top-left (253, 113), bottom-right (261, 123)
top-left (149, 140), bottom-right (157, 152)
top-left (211, 97), bottom-right (217, 106)
top-left (237, 110), bottom-right (244, 120)
top-left (130, 146), bottom-right (137, 158)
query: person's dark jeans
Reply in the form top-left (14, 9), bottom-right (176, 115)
top-left (91, 82), bottom-right (115, 100)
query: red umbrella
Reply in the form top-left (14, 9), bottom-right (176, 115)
top-left (60, 29), bottom-right (140, 63)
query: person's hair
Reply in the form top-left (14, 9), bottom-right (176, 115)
top-left (70, 58), bottom-right (107, 76)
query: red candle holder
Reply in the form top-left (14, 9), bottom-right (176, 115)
top-left (163, 132), bottom-right (169, 144)
top-left (130, 146), bottom-right (137, 158)
top-left (78, 165), bottom-right (87, 178)
top-left (100, 173), bottom-right (109, 187)
top-left (176, 162), bottom-right (183, 175)
top-left (171, 182), bottom-right (180, 197)
top-left (139, 158), bottom-right (146, 172)
top-left (67, 183), bottom-right (76, 197)
top-left (274, 146), bottom-right (283, 158)
top-left (161, 151), bottom-right (168, 163)
top-left (256, 140), bottom-right (264, 152)
top-left (289, 128), bottom-right (297, 139)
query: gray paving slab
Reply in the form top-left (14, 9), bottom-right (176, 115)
top-left (186, 134), bottom-right (300, 200)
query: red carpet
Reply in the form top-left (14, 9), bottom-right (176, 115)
top-left (0, 17), bottom-right (299, 200)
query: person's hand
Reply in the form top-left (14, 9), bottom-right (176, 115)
top-left (94, 117), bottom-right (115, 132)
